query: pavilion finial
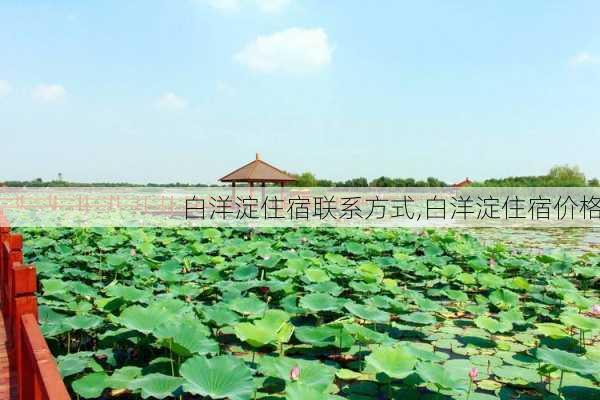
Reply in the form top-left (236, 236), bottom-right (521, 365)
top-left (256, 152), bottom-right (261, 161)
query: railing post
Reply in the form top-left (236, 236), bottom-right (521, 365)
top-left (20, 315), bottom-right (42, 400)
top-left (21, 313), bottom-right (71, 400)
top-left (11, 264), bottom-right (38, 398)
top-left (0, 228), bottom-right (7, 310)
top-left (4, 234), bottom-right (23, 326)
top-left (0, 210), bottom-right (10, 312)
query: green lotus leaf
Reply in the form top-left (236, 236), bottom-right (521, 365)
top-left (285, 382), bottom-right (338, 400)
top-left (234, 309), bottom-right (291, 348)
top-left (128, 373), bottom-right (184, 399)
top-left (399, 312), bottom-right (437, 325)
top-left (489, 289), bottom-right (520, 310)
top-left (105, 284), bottom-right (150, 302)
top-left (41, 279), bottom-right (69, 295)
top-left (107, 366), bottom-right (142, 389)
top-left (300, 293), bottom-right (346, 312)
top-left (345, 242), bottom-right (365, 255)
top-left (474, 315), bottom-right (513, 334)
top-left (234, 322), bottom-right (277, 348)
top-left (180, 355), bottom-right (255, 400)
top-left (548, 277), bottom-right (577, 292)
top-left (344, 323), bottom-right (392, 345)
top-left (305, 267), bottom-right (330, 283)
top-left (64, 315), bottom-right (103, 331)
top-left (106, 253), bottom-right (128, 267)
top-left (399, 342), bottom-right (449, 362)
top-left (465, 304), bottom-right (488, 316)
top-left (440, 264), bottom-right (462, 279)
top-left (415, 297), bottom-right (445, 312)
top-left (461, 392), bottom-right (499, 400)
top-left (261, 309), bottom-right (291, 328)
top-left (416, 362), bottom-right (468, 392)
top-left (509, 276), bottom-right (530, 291)
top-left (365, 346), bottom-right (417, 379)
top-left (119, 304), bottom-right (170, 334)
top-left (477, 273), bottom-right (504, 289)
top-left (202, 304), bottom-right (240, 326)
top-left (493, 365), bottom-right (540, 384)
top-left (536, 323), bottom-right (569, 338)
top-left (72, 372), bottom-right (109, 399)
top-left (563, 291), bottom-right (594, 310)
top-left (349, 280), bottom-right (381, 293)
top-left (228, 296), bottom-right (268, 317)
top-left (469, 355), bottom-right (503, 368)
top-left (443, 289), bottom-right (469, 302)
top-left (232, 264), bottom-right (258, 281)
top-left (154, 318), bottom-right (218, 356)
top-left (57, 353), bottom-right (94, 377)
top-left (560, 313), bottom-right (600, 331)
top-left (456, 272), bottom-right (476, 285)
top-left (295, 326), bottom-right (354, 348)
top-left (286, 258), bottom-right (309, 274)
top-left (336, 368), bottom-right (365, 380)
top-left (258, 356), bottom-right (335, 392)
top-left (498, 308), bottom-right (525, 324)
top-left (536, 347), bottom-right (600, 375)
top-left (357, 262), bottom-right (384, 283)
top-left (344, 302), bottom-right (390, 323)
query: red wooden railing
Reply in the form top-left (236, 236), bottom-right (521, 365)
top-left (0, 212), bottom-right (70, 400)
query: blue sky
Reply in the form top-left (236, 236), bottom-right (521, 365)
top-left (1, 0), bottom-right (599, 184)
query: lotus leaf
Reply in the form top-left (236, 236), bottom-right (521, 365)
top-left (128, 373), bottom-right (184, 399)
top-left (474, 316), bottom-right (513, 334)
top-left (72, 372), bottom-right (109, 399)
top-left (365, 346), bottom-right (417, 379)
top-left (258, 356), bottom-right (335, 392)
top-left (300, 293), bottom-right (346, 312)
top-left (536, 347), bottom-right (600, 375)
top-left (344, 302), bottom-right (390, 323)
top-left (180, 355), bottom-right (255, 400)
top-left (416, 362), bottom-right (468, 391)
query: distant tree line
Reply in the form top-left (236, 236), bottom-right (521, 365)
top-left (474, 165), bottom-right (597, 187)
top-left (290, 172), bottom-right (447, 187)
top-left (0, 178), bottom-right (217, 188)
top-left (2, 165), bottom-right (598, 188)
top-left (291, 165), bottom-right (598, 187)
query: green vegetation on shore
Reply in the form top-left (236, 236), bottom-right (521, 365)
top-left (3, 164), bottom-right (598, 188)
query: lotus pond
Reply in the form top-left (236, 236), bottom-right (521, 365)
top-left (19, 227), bottom-right (600, 400)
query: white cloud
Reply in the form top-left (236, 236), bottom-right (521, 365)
top-left (569, 52), bottom-right (600, 66)
top-left (255, 0), bottom-right (291, 13)
top-left (32, 84), bottom-right (67, 102)
top-left (0, 80), bottom-right (11, 97)
top-left (235, 28), bottom-right (332, 73)
top-left (156, 92), bottom-right (188, 110)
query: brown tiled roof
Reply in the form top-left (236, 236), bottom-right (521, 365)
top-left (451, 177), bottom-right (472, 188)
top-left (220, 154), bottom-right (297, 183)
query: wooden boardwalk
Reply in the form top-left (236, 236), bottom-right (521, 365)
top-left (0, 312), bottom-right (15, 400)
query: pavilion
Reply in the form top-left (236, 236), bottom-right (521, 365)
top-left (220, 153), bottom-right (297, 198)
top-left (450, 177), bottom-right (473, 188)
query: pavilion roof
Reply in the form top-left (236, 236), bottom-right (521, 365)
top-left (450, 177), bottom-right (473, 188)
top-left (219, 154), bottom-right (297, 183)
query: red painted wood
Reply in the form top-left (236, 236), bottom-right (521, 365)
top-left (0, 212), bottom-right (71, 400)
top-left (21, 315), bottom-right (70, 400)
top-left (0, 312), bottom-right (17, 400)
